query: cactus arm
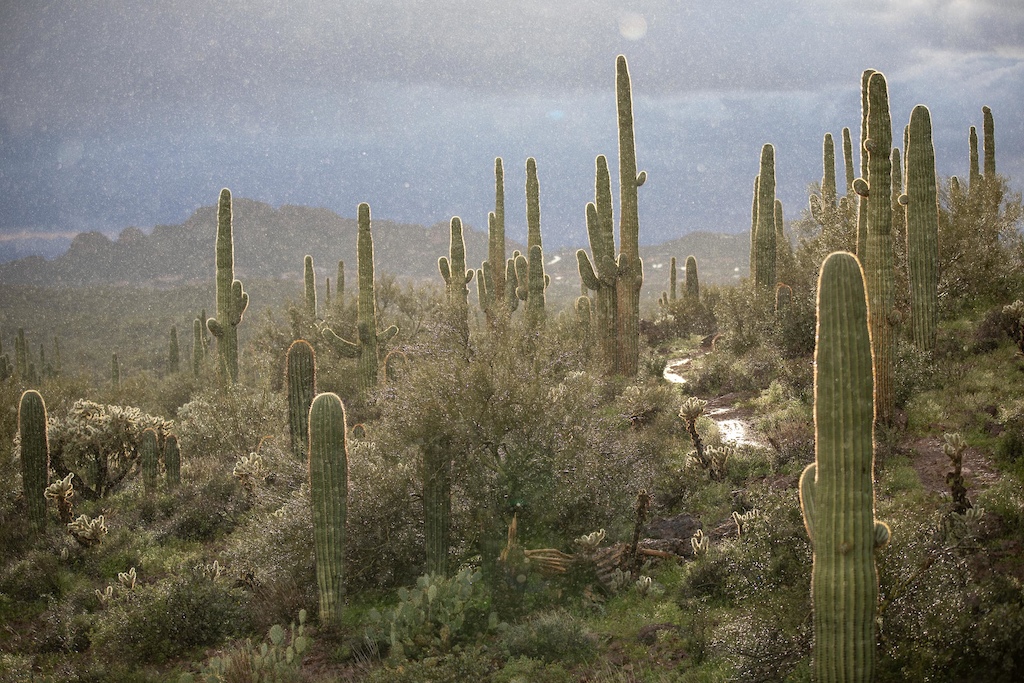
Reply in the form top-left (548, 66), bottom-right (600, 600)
top-left (321, 326), bottom-right (360, 359)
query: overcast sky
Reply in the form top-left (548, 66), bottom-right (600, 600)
top-left (1, 0), bottom-right (1022, 259)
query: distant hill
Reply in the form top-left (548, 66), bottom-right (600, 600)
top-left (0, 200), bottom-right (749, 298)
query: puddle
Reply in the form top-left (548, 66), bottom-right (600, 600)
top-left (663, 355), bottom-right (764, 448)
top-left (663, 358), bottom-right (691, 385)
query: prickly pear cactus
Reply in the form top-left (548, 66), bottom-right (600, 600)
top-left (308, 392), bottom-right (348, 625)
top-left (800, 252), bottom-right (889, 683)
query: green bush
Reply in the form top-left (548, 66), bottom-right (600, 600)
top-left (90, 569), bottom-right (252, 665)
top-left (499, 609), bottom-right (597, 664)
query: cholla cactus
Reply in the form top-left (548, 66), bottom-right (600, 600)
top-left (68, 514), bottom-right (107, 547)
top-left (691, 528), bottom-right (709, 556)
top-left (574, 529), bottom-right (607, 554)
top-left (95, 585), bottom-right (114, 607)
top-left (607, 567), bottom-right (633, 594)
top-left (46, 400), bottom-right (173, 499)
top-left (732, 509), bottom-right (760, 537)
top-left (118, 566), bottom-right (137, 591)
top-left (943, 432), bottom-right (972, 514)
top-left (233, 452), bottom-right (270, 495)
top-left (44, 473), bottom-right (75, 524)
top-left (679, 396), bottom-right (708, 465)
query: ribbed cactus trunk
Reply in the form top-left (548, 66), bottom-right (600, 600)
top-left (140, 428), bottom-right (159, 491)
top-left (754, 144), bottom-right (777, 299)
top-left (615, 54), bottom-right (644, 377)
top-left (749, 176), bottom-right (759, 279)
top-left (479, 158), bottom-right (509, 327)
top-left (19, 389), bottom-right (49, 533)
top-left (669, 256), bottom-right (677, 301)
top-left (905, 105), bottom-right (939, 353)
top-left (855, 70), bottom-right (875, 257)
top-left (308, 392), bottom-right (348, 625)
top-left (169, 327), bottom-right (179, 374)
top-left (423, 440), bottom-right (451, 576)
top-left (800, 251), bottom-right (889, 683)
top-left (982, 106), bottom-right (995, 179)
top-left (578, 155), bottom-right (619, 375)
top-left (861, 71), bottom-right (896, 426)
top-left (304, 255), bottom-right (317, 318)
top-left (321, 204), bottom-right (398, 393)
top-left (969, 126), bottom-right (981, 191)
top-left (684, 255), bottom-right (699, 301)
top-left (164, 434), bottom-right (180, 488)
top-left (439, 217), bottom-right (474, 344)
top-left (515, 158), bottom-right (547, 328)
top-left (207, 188), bottom-right (249, 384)
top-left (842, 127), bottom-right (855, 196)
top-left (192, 318), bottom-right (204, 378)
top-left (287, 340), bottom-right (317, 460)
top-left (822, 133), bottom-right (837, 207)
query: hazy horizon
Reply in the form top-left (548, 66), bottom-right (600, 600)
top-left (2, 1), bottom-right (1022, 263)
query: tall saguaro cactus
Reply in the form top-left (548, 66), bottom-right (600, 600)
top-left (304, 255), bottom-right (317, 318)
top-left (684, 255), bottom-right (700, 301)
top-left (423, 438), bottom-right (452, 577)
top-left (439, 216), bottom-right (474, 343)
top-left (140, 428), bottom-right (159, 491)
top-left (169, 327), bottom-right (180, 374)
top-left (287, 340), bottom-right (317, 460)
top-left (19, 389), bottom-right (49, 533)
top-left (855, 70), bottom-right (876, 257)
top-left (614, 54), bottom-right (645, 377)
top-left (858, 71), bottom-right (896, 426)
top-left (982, 105), bottom-right (996, 179)
top-left (206, 188), bottom-right (249, 384)
top-left (800, 251), bottom-right (889, 682)
top-left (164, 434), bottom-right (181, 488)
top-left (904, 105), bottom-right (939, 352)
top-left (478, 158), bottom-right (510, 326)
top-left (577, 155), bottom-right (619, 373)
top-left (514, 158), bottom-right (547, 327)
top-left (321, 203), bottom-right (398, 392)
top-left (308, 392), bottom-right (348, 625)
top-left (753, 144), bottom-right (777, 298)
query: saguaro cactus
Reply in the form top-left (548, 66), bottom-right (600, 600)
top-left (164, 434), bottom-right (181, 488)
top-left (19, 389), bottom-right (49, 533)
top-left (308, 392), bottom-right (348, 625)
top-left (855, 69), bottom-right (876, 257)
top-left (615, 54), bottom-right (645, 377)
top-left (287, 340), bottom-right (317, 460)
top-left (304, 255), bottom-right (317, 318)
top-left (858, 71), bottom-right (896, 426)
top-left (423, 438), bottom-right (452, 576)
top-left (140, 428), bottom-right (159, 491)
top-left (842, 127), bottom-right (855, 196)
top-left (669, 256), bottom-right (677, 301)
top-left (684, 255), bottom-right (699, 301)
top-left (514, 158), bottom-right (547, 327)
top-left (206, 188), bottom-right (249, 384)
top-left (577, 155), bottom-right (619, 373)
top-left (800, 251), bottom-right (889, 683)
top-left (982, 105), bottom-right (995, 179)
top-left (438, 216), bottom-right (474, 343)
top-left (478, 158), bottom-right (510, 326)
top-left (903, 105), bottom-right (939, 353)
top-left (321, 203), bottom-right (398, 392)
top-left (754, 144), bottom-right (777, 298)
top-left (192, 318), bottom-right (204, 378)
top-left (169, 327), bottom-right (179, 374)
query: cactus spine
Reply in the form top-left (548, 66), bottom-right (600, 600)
top-left (684, 255), bottom-right (699, 301)
top-left (308, 392), bottom-right (348, 625)
top-left (439, 216), bottom-right (474, 343)
top-left (164, 434), bottom-right (180, 488)
top-left (859, 71), bottom-right (896, 426)
top-left (19, 389), bottom-right (49, 533)
top-left (904, 105), bottom-right (939, 353)
top-left (287, 340), bottom-right (317, 460)
top-left (169, 326), bottom-right (179, 374)
top-left (140, 428), bottom-right (159, 491)
top-left (206, 188), bottom-right (249, 384)
top-left (753, 144), bottom-right (777, 298)
top-left (800, 251), bottom-right (889, 682)
top-left (321, 204), bottom-right (398, 392)
top-left (304, 255), bottom-right (317, 318)
top-left (615, 55), bottom-right (645, 377)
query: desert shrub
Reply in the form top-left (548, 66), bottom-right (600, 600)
top-left (164, 472), bottom-right (249, 542)
top-left (359, 644), bottom-right (496, 683)
top-left (493, 656), bottom-right (574, 683)
top-left (175, 385), bottom-right (285, 463)
top-left (499, 609), bottom-right (597, 664)
top-left (893, 339), bottom-right (937, 410)
top-left (90, 568), bottom-right (252, 665)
